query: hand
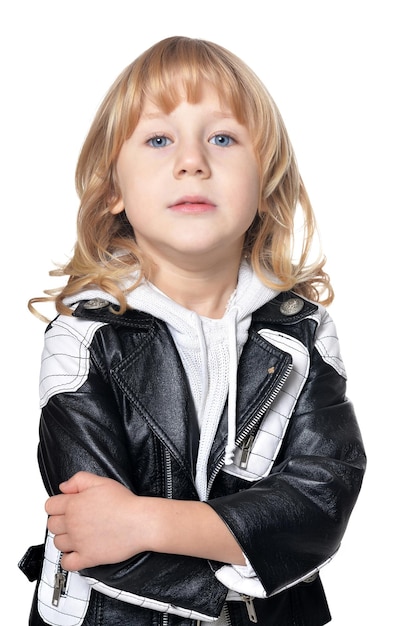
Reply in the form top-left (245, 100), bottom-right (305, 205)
top-left (45, 471), bottom-right (144, 571)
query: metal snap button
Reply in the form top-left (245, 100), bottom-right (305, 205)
top-left (279, 297), bottom-right (304, 316)
top-left (84, 297), bottom-right (110, 310)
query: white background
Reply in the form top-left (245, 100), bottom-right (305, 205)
top-left (2, 1), bottom-right (415, 623)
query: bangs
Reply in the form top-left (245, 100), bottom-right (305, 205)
top-left (136, 37), bottom-right (254, 126)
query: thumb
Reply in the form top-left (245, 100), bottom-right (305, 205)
top-left (59, 471), bottom-right (103, 494)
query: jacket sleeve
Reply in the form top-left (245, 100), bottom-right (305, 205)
top-left (37, 315), bottom-right (227, 618)
top-left (207, 342), bottom-right (366, 598)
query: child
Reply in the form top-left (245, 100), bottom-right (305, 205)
top-left (19, 36), bottom-right (366, 626)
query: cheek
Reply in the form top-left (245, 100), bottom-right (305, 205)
top-left (118, 178), bottom-right (148, 211)
top-left (243, 168), bottom-right (261, 213)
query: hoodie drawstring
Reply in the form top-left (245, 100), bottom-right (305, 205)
top-left (224, 306), bottom-right (238, 465)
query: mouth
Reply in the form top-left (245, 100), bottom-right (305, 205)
top-left (168, 196), bottom-right (216, 213)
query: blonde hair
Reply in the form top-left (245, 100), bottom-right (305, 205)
top-left (29, 35), bottom-right (333, 321)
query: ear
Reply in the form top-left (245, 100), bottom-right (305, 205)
top-left (109, 197), bottom-right (125, 215)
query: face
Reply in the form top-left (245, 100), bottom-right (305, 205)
top-left (112, 83), bottom-right (260, 271)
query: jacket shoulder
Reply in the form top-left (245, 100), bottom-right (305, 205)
top-left (252, 292), bottom-right (346, 378)
top-left (72, 298), bottom-right (154, 329)
top-left (40, 300), bottom-right (153, 406)
top-left (253, 291), bottom-right (319, 325)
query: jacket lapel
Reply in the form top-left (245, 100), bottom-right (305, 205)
top-left (208, 329), bottom-right (293, 472)
top-left (110, 319), bottom-right (199, 479)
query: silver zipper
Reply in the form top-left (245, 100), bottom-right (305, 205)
top-left (164, 448), bottom-right (173, 499)
top-left (224, 603), bottom-right (232, 626)
top-left (52, 556), bottom-right (68, 607)
top-left (239, 433), bottom-right (256, 469)
top-left (241, 595), bottom-right (258, 623)
top-left (207, 362), bottom-right (292, 493)
top-left (161, 451), bottom-right (172, 626)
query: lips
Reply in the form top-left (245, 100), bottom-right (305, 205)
top-left (169, 196), bottom-right (216, 213)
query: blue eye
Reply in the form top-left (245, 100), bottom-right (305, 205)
top-left (147, 135), bottom-right (172, 148)
top-left (209, 134), bottom-right (234, 147)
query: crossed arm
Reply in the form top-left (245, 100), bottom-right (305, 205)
top-left (45, 471), bottom-right (246, 572)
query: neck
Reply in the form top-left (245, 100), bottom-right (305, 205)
top-left (148, 259), bottom-right (241, 319)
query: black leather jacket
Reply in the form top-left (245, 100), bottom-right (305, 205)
top-left (21, 292), bottom-right (366, 626)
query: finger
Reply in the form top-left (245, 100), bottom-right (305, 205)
top-left (53, 534), bottom-right (75, 555)
top-left (45, 493), bottom-right (70, 516)
top-left (59, 471), bottom-right (105, 494)
top-left (60, 551), bottom-right (85, 572)
top-left (47, 514), bottom-right (67, 536)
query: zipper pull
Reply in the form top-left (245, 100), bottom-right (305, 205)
top-left (240, 434), bottom-right (255, 469)
top-left (52, 571), bottom-right (67, 607)
top-left (241, 595), bottom-right (258, 623)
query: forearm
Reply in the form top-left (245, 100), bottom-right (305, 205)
top-left (142, 496), bottom-right (245, 565)
top-left (47, 473), bottom-right (245, 571)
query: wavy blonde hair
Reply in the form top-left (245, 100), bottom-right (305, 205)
top-left (29, 36), bottom-right (333, 321)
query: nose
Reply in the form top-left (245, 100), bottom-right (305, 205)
top-left (174, 140), bottom-right (211, 179)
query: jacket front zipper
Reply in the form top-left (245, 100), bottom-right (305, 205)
top-left (241, 595), bottom-right (258, 623)
top-left (52, 555), bottom-right (68, 607)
